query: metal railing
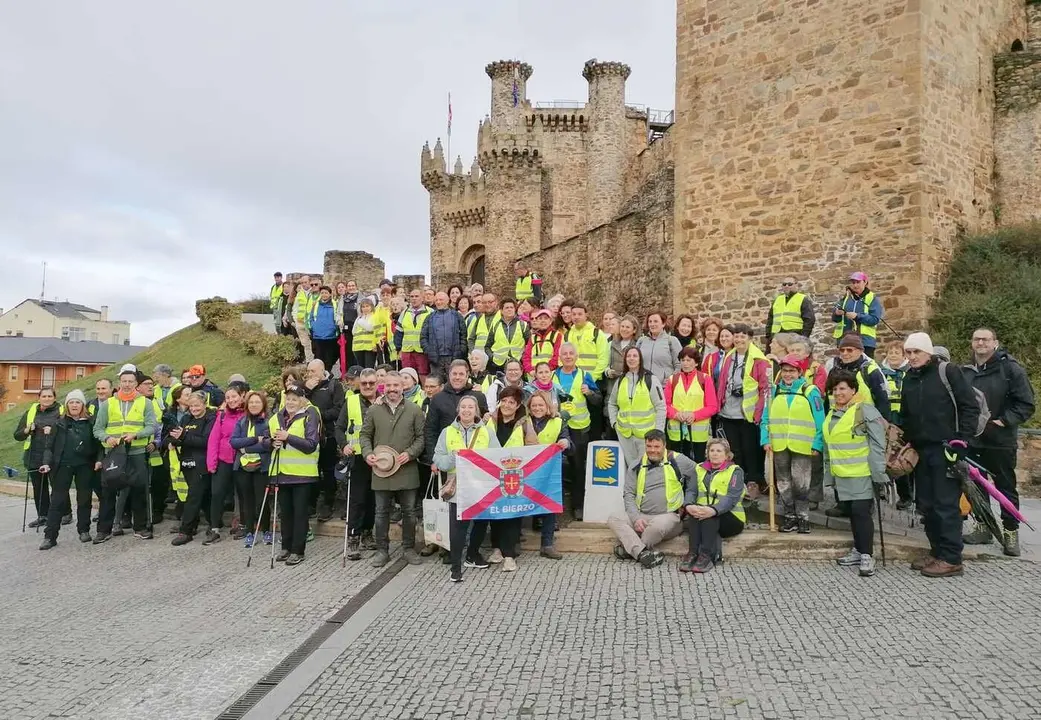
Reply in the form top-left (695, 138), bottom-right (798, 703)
top-left (533, 100), bottom-right (586, 110)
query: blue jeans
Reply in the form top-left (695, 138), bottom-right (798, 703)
top-left (374, 488), bottom-right (417, 553)
top-left (539, 513), bottom-right (557, 548)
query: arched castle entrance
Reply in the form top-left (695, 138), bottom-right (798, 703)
top-left (459, 243), bottom-right (486, 286)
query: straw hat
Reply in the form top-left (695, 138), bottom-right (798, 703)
top-left (370, 445), bottom-right (401, 478)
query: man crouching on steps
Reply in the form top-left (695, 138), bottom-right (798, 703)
top-left (608, 429), bottom-right (695, 568)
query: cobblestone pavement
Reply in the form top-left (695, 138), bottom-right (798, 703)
top-left (279, 554), bottom-right (1041, 720)
top-left (0, 496), bottom-right (384, 720)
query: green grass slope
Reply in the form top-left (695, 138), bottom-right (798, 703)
top-left (1, 323), bottom-right (282, 473)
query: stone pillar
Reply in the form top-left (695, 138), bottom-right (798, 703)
top-left (584, 59), bottom-right (631, 228)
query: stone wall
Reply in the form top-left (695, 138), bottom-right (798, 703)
top-left (392, 275), bottom-right (427, 293)
top-left (995, 48), bottom-right (1041, 226)
top-left (624, 130), bottom-right (673, 201)
top-left (1017, 431), bottom-right (1041, 489)
top-left (322, 251), bottom-right (385, 292)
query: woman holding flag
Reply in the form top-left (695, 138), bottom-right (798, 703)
top-left (432, 395), bottom-right (501, 583)
top-left (485, 386), bottom-right (538, 572)
top-left (527, 391), bottom-right (569, 560)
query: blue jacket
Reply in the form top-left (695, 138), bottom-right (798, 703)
top-left (420, 308), bottom-right (467, 361)
top-left (310, 300), bottom-right (340, 340)
top-left (229, 414), bottom-right (273, 474)
top-left (832, 291), bottom-right (884, 348)
top-left (759, 377), bottom-right (826, 452)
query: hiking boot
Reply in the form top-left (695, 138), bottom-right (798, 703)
top-left (921, 560), bottom-right (964, 578)
top-left (502, 557), bottom-right (518, 572)
top-left (316, 504), bottom-right (333, 522)
top-left (539, 546), bottom-right (563, 560)
top-left (797, 518), bottom-right (811, 534)
top-left (825, 506), bottom-right (849, 519)
top-left (202, 530), bottom-right (221, 546)
top-left (691, 554), bottom-right (714, 573)
top-left (963, 523), bottom-right (993, 545)
top-left (78, 532), bottom-right (92, 543)
top-left (780, 516), bottom-right (799, 533)
top-left (370, 551), bottom-right (391, 568)
top-left (419, 543), bottom-right (439, 557)
top-left (403, 549), bottom-right (423, 566)
top-left (858, 554), bottom-right (876, 577)
top-left (1003, 529), bottom-right (1021, 557)
top-left (346, 539), bottom-right (362, 561)
top-left (263, 531), bottom-right (273, 545)
top-left (276, 549), bottom-right (291, 562)
top-left (39, 538), bottom-right (56, 551)
top-left (613, 544), bottom-right (630, 561)
top-left (895, 498), bottom-right (913, 511)
top-left (836, 549), bottom-right (862, 566)
top-left (678, 555), bottom-right (696, 573)
top-left (92, 532), bottom-right (111, 545)
top-left (111, 527), bottom-right (124, 537)
top-left (285, 554), bottom-right (304, 566)
top-left (243, 532), bottom-right (256, 548)
top-left (488, 549), bottom-right (504, 564)
top-left (911, 554), bottom-right (937, 571)
top-left (638, 549), bottom-right (665, 569)
top-left (360, 531), bottom-right (377, 550)
top-left (230, 527), bottom-right (246, 541)
top-left (134, 530), bottom-right (153, 540)
top-left (61, 513), bottom-right (72, 525)
top-left (450, 566), bottom-right (463, 583)
top-left (464, 554), bottom-right (490, 569)
top-left (171, 533), bottom-right (193, 546)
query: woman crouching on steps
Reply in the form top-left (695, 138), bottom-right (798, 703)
top-left (269, 385), bottom-right (321, 566)
top-left (680, 438), bottom-right (746, 574)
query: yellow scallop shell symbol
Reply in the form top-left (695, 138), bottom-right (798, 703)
top-left (595, 447), bottom-right (616, 471)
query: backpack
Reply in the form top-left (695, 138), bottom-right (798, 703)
top-left (937, 361), bottom-right (990, 437)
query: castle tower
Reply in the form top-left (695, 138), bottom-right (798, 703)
top-left (583, 59), bottom-right (631, 228)
top-left (485, 60), bottom-right (532, 130)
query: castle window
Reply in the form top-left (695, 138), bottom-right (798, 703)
top-left (1011, 39), bottom-right (1024, 52)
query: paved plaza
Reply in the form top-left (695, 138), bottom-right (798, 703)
top-left (2, 492), bottom-right (1041, 720)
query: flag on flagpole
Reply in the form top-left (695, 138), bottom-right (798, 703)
top-left (455, 445), bottom-right (563, 520)
top-left (447, 92), bottom-right (452, 137)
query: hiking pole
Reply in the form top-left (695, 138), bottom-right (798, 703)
top-left (879, 318), bottom-right (905, 341)
top-left (247, 483), bottom-right (271, 568)
top-left (767, 448), bottom-right (776, 532)
top-left (22, 473), bottom-right (30, 533)
top-left (341, 457), bottom-right (353, 568)
top-left (270, 484), bottom-right (280, 569)
top-left (876, 495), bottom-right (887, 568)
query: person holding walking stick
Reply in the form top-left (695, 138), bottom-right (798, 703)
top-left (268, 385), bottom-right (321, 566)
top-left (230, 391), bottom-right (273, 548)
top-left (13, 386), bottom-right (63, 531)
top-left (822, 371), bottom-right (890, 577)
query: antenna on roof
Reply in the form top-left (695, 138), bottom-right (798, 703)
top-left (40, 262), bottom-right (47, 300)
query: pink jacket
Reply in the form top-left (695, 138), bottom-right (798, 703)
top-left (207, 407), bottom-right (246, 472)
top-left (714, 352), bottom-right (771, 424)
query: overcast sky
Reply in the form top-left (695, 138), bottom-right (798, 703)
top-left (0, 1), bottom-right (675, 345)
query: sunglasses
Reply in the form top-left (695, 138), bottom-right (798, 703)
top-left (781, 282), bottom-right (795, 287)
top-left (360, 381), bottom-right (377, 387)
top-left (837, 348), bottom-right (859, 353)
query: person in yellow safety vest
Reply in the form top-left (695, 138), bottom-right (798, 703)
top-left (553, 343), bottom-right (602, 521)
top-left (665, 347), bottom-right (719, 463)
top-left (831, 271), bottom-right (884, 358)
top-left (13, 386), bottom-right (63, 529)
top-left (400, 367), bottom-right (425, 408)
top-left (522, 309), bottom-right (562, 378)
top-left (565, 303), bottom-right (609, 383)
top-left (335, 368), bottom-right (379, 560)
top-left (88, 378), bottom-right (114, 418)
top-left (397, 289), bottom-right (433, 377)
top-left (267, 385), bottom-right (321, 566)
top-left (352, 297), bottom-right (380, 369)
top-left (681, 438), bottom-right (747, 573)
top-left (468, 293), bottom-right (502, 355)
top-left (759, 355), bottom-right (826, 535)
top-left (269, 271), bottom-right (284, 320)
top-left (485, 298), bottom-right (529, 373)
top-left (168, 391), bottom-right (216, 546)
top-left (822, 370), bottom-right (890, 578)
top-left (608, 346), bottom-right (666, 470)
top-left (607, 429), bottom-right (696, 568)
top-left (824, 334), bottom-right (892, 420)
top-left (227, 390), bottom-right (274, 545)
top-left (293, 274), bottom-right (318, 363)
top-left (765, 276), bottom-right (815, 346)
top-left (527, 390), bottom-right (570, 560)
top-left (468, 349), bottom-right (495, 394)
top-left (513, 260), bottom-right (543, 304)
top-left (432, 394), bottom-right (502, 581)
top-left (370, 287), bottom-right (397, 366)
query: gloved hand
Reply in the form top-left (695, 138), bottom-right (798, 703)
top-left (943, 439), bottom-right (967, 463)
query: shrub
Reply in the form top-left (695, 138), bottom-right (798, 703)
top-left (929, 223), bottom-right (1041, 426)
top-left (196, 297), bottom-right (240, 330)
top-left (236, 294), bottom-right (274, 315)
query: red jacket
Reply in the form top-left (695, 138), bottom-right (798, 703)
top-left (714, 351), bottom-right (771, 424)
top-left (664, 370), bottom-right (719, 422)
top-left (522, 329), bottom-right (563, 375)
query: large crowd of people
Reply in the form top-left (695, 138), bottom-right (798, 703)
top-left (12, 264), bottom-right (1034, 583)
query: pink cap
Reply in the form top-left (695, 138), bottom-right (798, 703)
top-left (849, 271), bottom-right (868, 283)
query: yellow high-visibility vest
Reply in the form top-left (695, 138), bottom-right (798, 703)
top-left (771, 293), bottom-right (806, 333)
top-left (21, 403), bottom-right (64, 450)
top-left (767, 384), bottom-right (817, 455)
top-left (445, 424), bottom-right (491, 452)
top-left (693, 463), bottom-right (745, 523)
top-left (615, 375), bottom-right (656, 439)
top-left (486, 419), bottom-right (525, 448)
top-left (268, 411), bottom-right (319, 478)
top-left (635, 452), bottom-right (684, 512)
top-left (104, 396), bottom-right (150, 449)
top-left (666, 373), bottom-right (710, 443)
top-left (822, 404), bottom-right (871, 478)
top-left (833, 291), bottom-right (877, 342)
top-left (489, 319), bottom-right (528, 366)
top-left (400, 307), bottom-right (432, 353)
top-left (535, 417), bottom-right (563, 444)
top-left (553, 369), bottom-right (589, 430)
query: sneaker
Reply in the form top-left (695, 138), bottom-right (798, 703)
top-left (825, 506), bottom-right (849, 519)
top-left (678, 555), bottom-right (696, 573)
top-left (1003, 529), bottom-right (1021, 557)
top-left (465, 554), bottom-right (490, 569)
top-left (797, 518), bottom-right (811, 534)
top-left (637, 549), bottom-right (665, 569)
top-left (171, 533), bottom-right (193, 546)
top-left (111, 527), bottom-right (124, 537)
top-left (539, 546), bottom-right (563, 560)
top-left (858, 554), bottom-right (876, 577)
top-left (134, 530), bottom-right (153, 540)
top-left (276, 549), bottom-right (291, 562)
top-left (780, 516), bottom-right (799, 533)
top-left (285, 553), bottom-right (304, 566)
top-left (419, 543), bottom-right (439, 557)
top-left (502, 557), bottom-right (518, 572)
top-left (612, 544), bottom-right (630, 561)
top-left (263, 531), bottom-right (273, 545)
top-left (202, 530), bottom-right (221, 546)
top-left (306, 527), bottom-right (315, 543)
top-left (243, 532), bottom-right (256, 548)
top-left (963, 523), bottom-right (993, 545)
top-left (691, 554), bottom-right (714, 573)
top-left (488, 549), bottom-right (504, 564)
top-left (61, 513), bottom-right (72, 526)
top-left (360, 531), bottom-right (377, 550)
top-left (895, 498), bottom-right (913, 511)
top-left (403, 549), bottom-right (423, 566)
top-left (230, 528), bottom-right (246, 541)
top-left (450, 566), bottom-right (463, 583)
top-left (91, 514), bottom-right (99, 523)
top-left (39, 538), bottom-right (56, 551)
top-left (78, 532), bottom-right (92, 543)
top-left (921, 560), bottom-right (964, 578)
top-left (346, 539), bottom-right (362, 561)
top-left (911, 554), bottom-right (937, 571)
top-left (836, 549), bottom-right (862, 566)
top-left (92, 532), bottom-right (111, 545)
top-left (370, 551), bottom-right (391, 568)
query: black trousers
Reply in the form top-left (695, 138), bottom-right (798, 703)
top-left (354, 349), bottom-right (377, 369)
top-left (849, 498), bottom-right (874, 555)
top-left (719, 417), bottom-right (764, 485)
top-left (210, 461), bottom-right (237, 530)
top-left (29, 470), bottom-right (50, 519)
top-left (150, 461), bottom-right (170, 516)
top-left (970, 446), bottom-right (1019, 530)
top-left (311, 438), bottom-right (338, 511)
top-left (178, 467), bottom-right (210, 536)
top-left (568, 428), bottom-right (589, 514)
top-left (495, 518), bottom-right (523, 558)
top-left (45, 464), bottom-right (95, 539)
top-left (98, 454), bottom-right (148, 534)
top-left (915, 443), bottom-right (963, 565)
top-left (684, 512), bottom-right (743, 559)
top-left (668, 438), bottom-right (706, 463)
top-left (278, 483), bottom-right (313, 555)
top-left (236, 469), bottom-right (262, 533)
top-left (346, 460), bottom-right (374, 536)
top-left (253, 475), bottom-right (274, 533)
top-left (448, 502), bottom-right (489, 569)
top-left (896, 468), bottom-right (915, 503)
top-left (312, 338), bottom-right (340, 374)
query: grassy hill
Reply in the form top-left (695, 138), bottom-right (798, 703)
top-left (1, 323), bottom-right (282, 473)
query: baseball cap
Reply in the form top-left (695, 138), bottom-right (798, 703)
top-left (119, 363), bottom-right (137, 374)
top-left (188, 364), bottom-right (206, 376)
top-left (848, 271), bottom-right (868, 283)
top-left (532, 309), bottom-right (553, 319)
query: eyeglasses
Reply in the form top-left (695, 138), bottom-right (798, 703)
top-left (781, 282), bottom-right (795, 287)
top-left (837, 348), bottom-right (859, 354)
top-left (360, 381), bottom-right (377, 387)
top-left (310, 283), bottom-right (319, 287)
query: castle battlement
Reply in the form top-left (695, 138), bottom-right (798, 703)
top-left (582, 59), bottom-right (631, 82)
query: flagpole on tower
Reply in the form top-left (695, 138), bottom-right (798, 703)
top-left (446, 91), bottom-right (452, 173)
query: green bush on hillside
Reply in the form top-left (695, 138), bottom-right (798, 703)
top-left (235, 295), bottom-right (273, 314)
top-left (196, 297), bottom-right (239, 330)
top-left (929, 223), bottom-right (1041, 426)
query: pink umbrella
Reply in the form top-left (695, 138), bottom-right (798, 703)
top-left (964, 458), bottom-right (1034, 531)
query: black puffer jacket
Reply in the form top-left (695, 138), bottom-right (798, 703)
top-left (169, 410), bottom-right (216, 472)
top-left (901, 359), bottom-right (979, 447)
top-left (422, 384), bottom-right (488, 464)
top-left (13, 402), bottom-right (63, 470)
top-left (53, 415), bottom-right (103, 468)
top-left (968, 350), bottom-right (1035, 449)
top-left (304, 375), bottom-right (345, 442)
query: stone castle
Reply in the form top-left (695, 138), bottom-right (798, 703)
top-left (422, 0), bottom-right (1041, 332)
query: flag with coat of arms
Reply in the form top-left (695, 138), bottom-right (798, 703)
top-left (455, 444), bottom-right (563, 520)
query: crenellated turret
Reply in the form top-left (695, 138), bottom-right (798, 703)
top-left (584, 58), bottom-right (632, 227)
top-left (420, 138), bottom-right (448, 190)
top-left (485, 60), bottom-right (533, 130)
